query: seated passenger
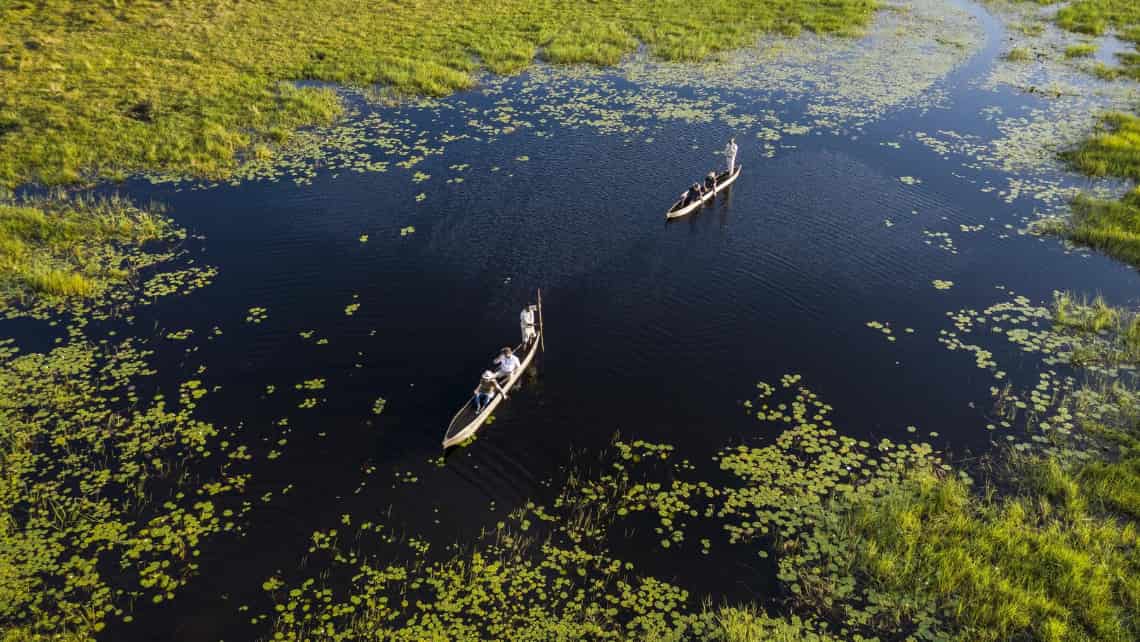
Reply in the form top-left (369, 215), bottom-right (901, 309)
top-left (494, 347), bottom-right (521, 380)
top-left (684, 183), bottom-right (702, 205)
top-left (473, 370), bottom-right (506, 412)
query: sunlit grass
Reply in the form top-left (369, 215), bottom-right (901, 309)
top-left (1066, 188), bottom-right (1140, 267)
top-left (1056, 0), bottom-right (1140, 39)
top-left (1065, 43), bottom-right (1098, 58)
top-left (838, 466), bottom-right (1139, 641)
top-left (0, 0), bottom-right (877, 188)
top-left (0, 192), bottom-right (172, 300)
top-left (1006, 46), bottom-right (1034, 62)
top-left (1065, 112), bottom-right (1140, 180)
top-left (1053, 291), bottom-right (1120, 333)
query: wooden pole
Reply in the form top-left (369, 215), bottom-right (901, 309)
top-left (537, 288), bottom-right (545, 353)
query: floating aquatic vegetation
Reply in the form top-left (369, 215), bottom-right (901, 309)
top-left (865, 320), bottom-right (898, 342)
top-left (932, 279), bottom-right (954, 290)
top-left (245, 306), bottom-right (269, 323)
top-left (0, 325), bottom-right (254, 637)
top-left (400, 226), bottom-right (416, 236)
top-left (372, 397), bottom-right (387, 415)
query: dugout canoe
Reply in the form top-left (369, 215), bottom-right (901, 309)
top-left (665, 164), bottom-right (742, 220)
top-left (441, 292), bottom-right (544, 449)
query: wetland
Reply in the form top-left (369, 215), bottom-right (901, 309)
top-left (3, 0), bottom-right (1140, 640)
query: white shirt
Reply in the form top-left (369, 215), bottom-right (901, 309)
top-left (495, 353), bottom-right (521, 375)
top-left (725, 141), bottom-right (738, 161)
top-left (520, 307), bottom-right (535, 327)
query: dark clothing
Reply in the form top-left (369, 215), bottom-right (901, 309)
top-left (685, 187), bottom-right (701, 205)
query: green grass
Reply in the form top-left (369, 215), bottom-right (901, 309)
top-left (1056, 0), bottom-right (1140, 39)
top-left (0, 192), bottom-right (172, 301)
top-left (1006, 46), bottom-right (1035, 62)
top-left (1057, 112), bottom-right (1140, 267)
top-left (0, 0), bottom-right (878, 188)
top-left (1067, 188), bottom-right (1140, 266)
top-left (1065, 112), bottom-right (1140, 180)
top-left (1065, 43), bottom-right (1098, 58)
top-left (1053, 292), bottom-right (1120, 333)
top-left (836, 462), bottom-right (1140, 641)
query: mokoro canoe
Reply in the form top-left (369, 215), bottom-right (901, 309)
top-left (665, 164), bottom-right (742, 220)
top-left (441, 293), bottom-right (544, 449)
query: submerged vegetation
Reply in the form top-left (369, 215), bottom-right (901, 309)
top-left (0, 0), bottom-right (876, 187)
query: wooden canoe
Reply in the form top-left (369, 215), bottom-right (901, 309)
top-left (441, 293), bottom-right (544, 449)
top-left (665, 164), bottom-right (742, 220)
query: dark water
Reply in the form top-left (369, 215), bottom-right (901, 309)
top-left (26, 3), bottom-right (1132, 640)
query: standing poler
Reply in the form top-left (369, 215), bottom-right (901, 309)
top-left (520, 304), bottom-right (537, 346)
top-left (724, 137), bottom-right (738, 174)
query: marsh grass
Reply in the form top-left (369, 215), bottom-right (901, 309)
top-left (834, 462), bottom-right (1140, 641)
top-left (1064, 42), bottom-right (1098, 58)
top-left (1056, 0), bottom-right (1140, 39)
top-left (1065, 112), bottom-right (1140, 180)
top-left (1058, 112), bottom-right (1140, 266)
top-left (1067, 188), bottom-right (1140, 267)
top-left (0, 192), bottom-right (173, 301)
top-left (1052, 291), bottom-right (1119, 333)
top-left (0, 0), bottom-right (877, 187)
top-left (1006, 46), bottom-right (1034, 62)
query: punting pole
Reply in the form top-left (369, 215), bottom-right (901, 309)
top-left (537, 288), bottom-right (545, 353)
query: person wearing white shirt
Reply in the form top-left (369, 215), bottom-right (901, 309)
top-left (494, 346), bottom-right (521, 381)
top-left (724, 137), bottom-right (738, 174)
top-left (520, 305), bottom-right (537, 345)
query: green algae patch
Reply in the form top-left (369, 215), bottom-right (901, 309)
top-left (0, 192), bottom-right (177, 303)
top-left (0, 0), bottom-right (877, 188)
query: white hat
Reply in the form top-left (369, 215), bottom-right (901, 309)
top-left (481, 370), bottom-right (494, 380)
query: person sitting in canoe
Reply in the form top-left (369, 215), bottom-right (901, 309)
top-left (520, 305), bottom-right (537, 345)
top-left (494, 346), bottom-right (521, 381)
top-left (705, 171), bottom-right (717, 192)
top-left (683, 183), bottom-right (702, 206)
top-left (474, 370), bottom-right (507, 412)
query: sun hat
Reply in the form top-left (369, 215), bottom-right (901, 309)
top-left (481, 370), bottom-right (494, 380)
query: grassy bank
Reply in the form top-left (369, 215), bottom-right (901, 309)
top-left (0, 192), bottom-right (176, 302)
top-left (0, 0), bottom-right (877, 188)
